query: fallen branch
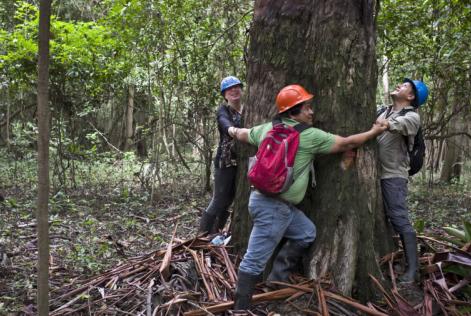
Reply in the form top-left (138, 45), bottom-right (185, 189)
top-left (49, 233), bottom-right (470, 316)
top-left (160, 225), bottom-right (177, 281)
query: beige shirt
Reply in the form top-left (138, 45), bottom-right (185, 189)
top-left (377, 106), bottom-right (420, 179)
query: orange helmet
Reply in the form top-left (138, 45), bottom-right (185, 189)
top-left (276, 84), bottom-right (314, 113)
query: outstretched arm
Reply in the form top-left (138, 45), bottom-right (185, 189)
top-left (329, 123), bottom-right (386, 154)
top-left (228, 127), bottom-right (250, 143)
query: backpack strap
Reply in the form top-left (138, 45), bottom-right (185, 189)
top-left (376, 106), bottom-right (387, 117)
top-left (378, 106), bottom-right (416, 118)
top-left (398, 108), bottom-right (416, 116)
top-left (272, 117), bottom-right (283, 126)
top-left (397, 108), bottom-right (419, 152)
top-left (376, 106), bottom-right (393, 118)
top-left (385, 106), bottom-right (394, 118)
top-left (292, 122), bottom-right (314, 186)
top-left (309, 164), bottom-right (316, 188)
top-left (271, 118), bottom-right (311, 134)
top-left (293, 123), bottom-right (311, 133)
top-left (270, 118), bottom-right (313, 186)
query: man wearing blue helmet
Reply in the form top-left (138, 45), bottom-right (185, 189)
top-left (376, 78), bottom-right (429, 283)
top-left (199, 76), bottom-right (244, 233)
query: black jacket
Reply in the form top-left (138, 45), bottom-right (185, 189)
top-left (214, 104), bottom-right (242, 168)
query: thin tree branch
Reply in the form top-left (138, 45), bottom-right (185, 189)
top-left (426, 132), bottom-right (471, 140)
top-left (88, 122), bottom-right (123, 154)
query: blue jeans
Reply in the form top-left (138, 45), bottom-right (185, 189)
top-left (381, 178), bottom-right (414, 234)
top-left (238, 191), bottom-right (316, 276)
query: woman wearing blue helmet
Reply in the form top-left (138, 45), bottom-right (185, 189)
top-left (199, 76), bottom-right (244, 233)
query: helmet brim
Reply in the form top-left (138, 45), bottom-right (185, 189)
top-left (278, 95), bottom-right (314, 113)
top-left (221, 83), bottom-right (244, 96)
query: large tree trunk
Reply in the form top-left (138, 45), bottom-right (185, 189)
top-left (37, 0), bottom-right (52, 314)
top-left (232, 0), bottom-right (393, 301)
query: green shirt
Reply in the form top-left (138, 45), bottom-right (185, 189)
top-left (248, 118), bottom-right (335, 204)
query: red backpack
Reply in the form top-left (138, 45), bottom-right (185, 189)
top-left (248, 118), bottom-right (310, 195)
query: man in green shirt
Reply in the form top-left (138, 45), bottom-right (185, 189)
top-left (228, 84), bottom-right (387, 310)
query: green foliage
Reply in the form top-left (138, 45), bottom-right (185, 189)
top-left (1, 0), bottom-right (252, 192)
top-left (414, 218), bottom-right (425, 234)
top-left (377, 0), bottom-right (471, 153)
top-left (1, 2), bottom-right (118, 98)
top-left (10, 121), bottom-right (37, 149)
top-left (442, 221), bottom-right (471, 247)
top-left (443, 226), bottom-right (466, 241)
top-left (408, 178), bottom-right (470, 231)
top-left (378, 0), bottom-right (470, 81)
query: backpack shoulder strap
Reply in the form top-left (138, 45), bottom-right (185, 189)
top-left (271, 118), bottom-right (310, 133)
top-left (272, 117), bottom-right (283, 127)
top-left (293, 123), bottom-right (311, 133)
top-left (398, 108), bottom-right (416, 116)
top-left (397, 108), bottom-right (420, 151)
top-left (376, 106), bottom-right (393, 118)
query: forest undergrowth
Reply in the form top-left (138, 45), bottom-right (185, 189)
top-left (0, 154), bottom-right (470, 314)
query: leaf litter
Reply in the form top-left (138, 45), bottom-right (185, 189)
top-left (0, 182), bottom-right (470, 315)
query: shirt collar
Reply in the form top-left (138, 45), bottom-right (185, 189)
top-left (281, 117), bottom-right (299, 125)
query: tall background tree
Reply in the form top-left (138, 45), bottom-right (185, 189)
top-left (37, 0), bottom-right (52, 314)
top-left (232, 0), bottom-right (393, 301)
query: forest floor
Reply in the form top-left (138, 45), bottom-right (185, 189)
top-left (0, 169), bottom-right (470, 314)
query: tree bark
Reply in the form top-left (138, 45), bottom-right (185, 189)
top-left (437, 72), bottom-right (468, 182)
top-left (232, 0), bottom-right (393, 301)
top-left (440, 105), bottom-right (464, 182)
top-left (124, 85), bottom-right (135, 151)
top-left (37, 0), bottom-right (52, 314)
top-left (381, 56), bottom-right (391, 105)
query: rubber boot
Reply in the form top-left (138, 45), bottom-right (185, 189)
top-left (398, 232), bottom-right (418, 283)
top-left (233, 270), bottom-right (261, 311)
top-left (267, 240), bottom-right (308, 283)
top-left (214, 210), bottom-right (230, 232)
top-left (198, 212), bottom-right (216, 234)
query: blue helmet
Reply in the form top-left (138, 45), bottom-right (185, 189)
top-left (220, 76), bottom-right (243, 95)
top-left (404, 78), bottom-right (429, 107)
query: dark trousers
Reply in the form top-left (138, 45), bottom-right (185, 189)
top-left (203, 166), bottom-right (237, 229)
top-left (381, 178), bottom-right (415, 234)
